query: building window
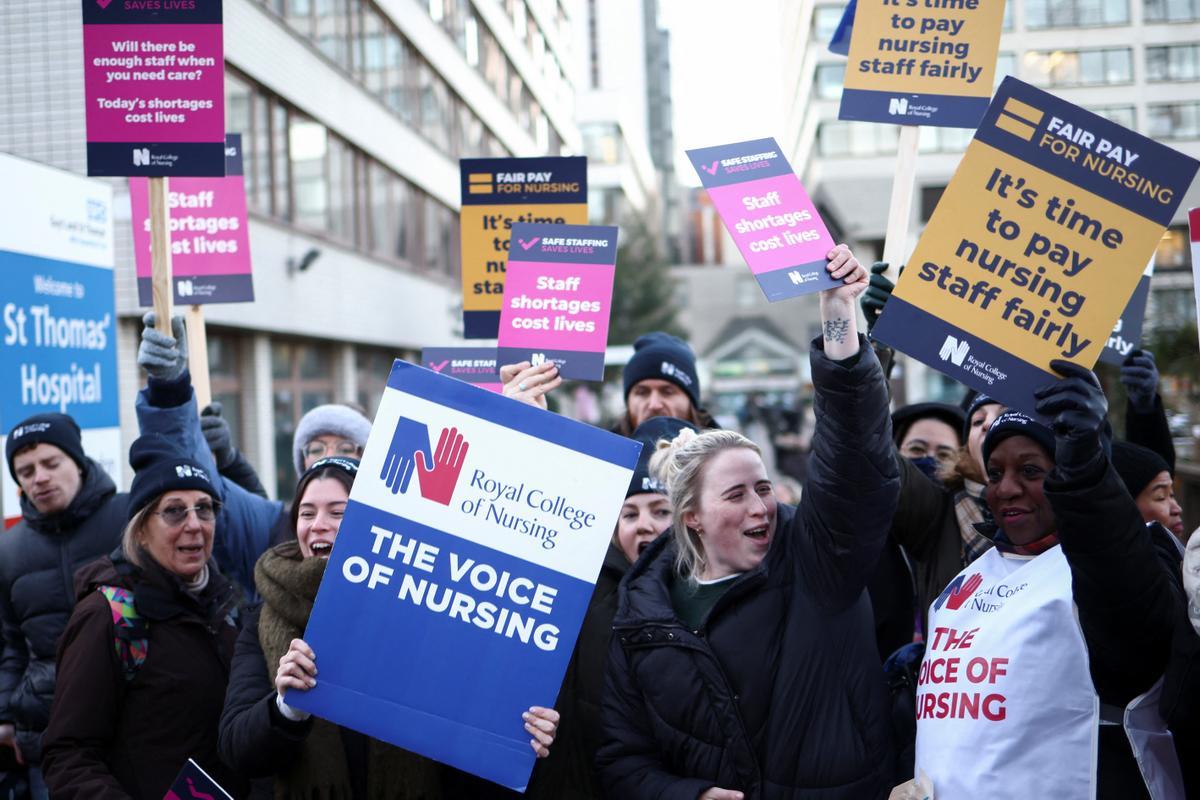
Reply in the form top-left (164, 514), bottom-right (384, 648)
top-left (1147, 44), bottom-right (1200, 82)
top-left (207, 330), bottom-right (244, 446)
top-left (813, 63), bottom-right (844, 100)
top-left (290, 114), bottom-right (330, 232)
top-left (812, 5), bottom-right (842, 41)
top-left (918, 126), bottom-right (972, 154)
top-left (1087, 105), bottom-right (1137, 129)
top-left (271, 339), bottom-right (338, 499)
top-left (1024, 0), bottom-right (1128, 28)
top-left (356, 348), bottom-right (406, 417)
top-left (1155, 225), bottom-right (1190, 270)
top-left (920, 186), bottom-right (947, 222)
top-left (1145, 0), bottom-right (1200, 21)
top-left (1147, 102), bottom-right (1200, 139)
top-left (995, 52), bottom-right (1016, 88)
top-left (816, 121), bottom-right (900, 157)
top-left (1024, 48), bottom-right (1133, 87)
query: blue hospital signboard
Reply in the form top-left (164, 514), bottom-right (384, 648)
top-left (0, 153), bottom-right (119, 525)
top-left (290, 361), bottom-right (640, 790)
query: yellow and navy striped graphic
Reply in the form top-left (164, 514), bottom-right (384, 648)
top-left (467, 172), bottom-right (493, 194)
top-left (994, 96), bottom-right (1043, 141)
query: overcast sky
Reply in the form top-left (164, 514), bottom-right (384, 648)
top-left (661, 0), bottom-right (784, 185)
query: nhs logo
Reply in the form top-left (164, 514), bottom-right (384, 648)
top-left (938, 335), bottom-right (970, 366)
top-left (132, 148), bottom-right (151, 166)
top-left (888, 97), bottom-right (908, 116)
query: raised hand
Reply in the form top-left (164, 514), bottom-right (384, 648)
top-left (501, 361), bottom-right (561, 410)
top-left (860, 261), bottom-right (897, 333)
top-left (416, 426), bottom-right (469, 505)
top-left (200, 402), bottom-right (235, 469)
top-left (1034, 360), bottom-right (1108, 478)
top-left (380, 417), bottom-right (432, 494)
top-left (138, 311), bottom-right (188, 381)
top-left (1120, 349), bottom-right (1159, 414)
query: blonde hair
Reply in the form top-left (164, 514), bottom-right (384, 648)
top-left (121, 502), bottom-right (156, 568)
top-left (649, 429), bottom-right (761, 586)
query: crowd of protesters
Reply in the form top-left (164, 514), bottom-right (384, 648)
top-left (0, 246), bottom-right (1196, 799)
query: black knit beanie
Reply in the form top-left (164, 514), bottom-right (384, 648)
top-left (627, 417), bottom-right (698, 497)
top-left (128, 433), bottom-right (216, 520)
top-left (1111, 441), bottom-right (1171, 498)
top-left (6, 413), bottom-right (87, 480)
top-left (623, 333), bottom-right (701, 408)
top-left (982, 411), bottom-right (1056, 466)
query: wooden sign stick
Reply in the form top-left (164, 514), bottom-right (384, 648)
top-left (148, 176), bottom-right (173, 335)
top-left (186, 305), bottom-right (212, 409)
top-left (881, 124), bottom-right (921, 278)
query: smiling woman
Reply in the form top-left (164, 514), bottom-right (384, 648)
top-left (41, 433), bottom-right (245, 798)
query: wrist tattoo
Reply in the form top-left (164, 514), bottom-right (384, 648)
top-left (823, 319), bottom-right (849, 344)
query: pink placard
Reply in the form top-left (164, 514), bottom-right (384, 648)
top-left (496, 223), bottom-right (618, 382)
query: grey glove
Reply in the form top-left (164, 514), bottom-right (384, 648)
top-left (201, 402), bottom-right (235, 470)
top-left (138, 312), bottom-right (187, 382)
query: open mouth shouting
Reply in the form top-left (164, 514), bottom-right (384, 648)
top-left (309, 540), bottom-right (334, 557)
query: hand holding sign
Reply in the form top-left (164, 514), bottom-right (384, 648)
top-left (416, 427), bottom-right (469, 506)
top-left (1120, 349), bottom-right (1159, 414)
top-left (1034, 361), bottom-right (1107, 477)
top-left (381, 417), bottom-right (431, 494)
top-left (823, 245), bottom-right (869, 302)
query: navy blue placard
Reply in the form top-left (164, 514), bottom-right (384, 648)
top-left (686, 138), bottom-right (795, 189)
top-left (828, 0), bottom-right (856, 56)
top-left (86, 142), bottom-right (226, 177)
top-left (82, 1), bottom-right (223, 24)
top-left (505, 223), bottom-right (619, 265)
top-left (838, 89), bottom-right (990, 128)
top-left (464, 311), bottom-right (501, 340)
top-left (976, 78), bottom-right (1198, 227)
top-left (873, 295), bottom-right (1054, 421)
top-left (460, 157), bottom-right (587, 206)
top-left (1098, 273), bottom-right (1151, 366)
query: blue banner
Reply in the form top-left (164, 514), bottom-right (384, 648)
top-left (289, 361), bottom-right (639, 790)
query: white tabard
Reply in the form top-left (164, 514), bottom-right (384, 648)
top-left (914, 544), bottom-right (1181, 799)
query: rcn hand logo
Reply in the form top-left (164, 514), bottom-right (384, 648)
top-left (933, 572), bottom-right (983, 611)
top-left (380, 417), bottom-right (470, 506)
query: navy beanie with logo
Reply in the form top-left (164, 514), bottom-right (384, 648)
top-left (982, 411), bottom-right (1056, 466)
top-left (627, 417), bottom-right (698, 498)
top-left (6, 413), bottom-right (87, 481)
top-left (128, 433), bottom-right (216, 520)
top-left (623, 333), bottom-right (701, 409)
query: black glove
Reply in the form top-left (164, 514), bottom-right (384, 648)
top-left (1120, 349), bottom-right (1159, 415)
top-left (861, 262), bottom-right (897, 333)
top-left (1033, 360), bottom-right (1109, 480)
top-left (200, 402), bottom-right (235, 470)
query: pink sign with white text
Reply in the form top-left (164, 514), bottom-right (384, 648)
top-left (130, 134), bottom-right (253, 305)
top-left (82, 1), bottom-right (225, 177)
top-left (496, 223), bottom-right (618, 382)
top-left (687, 137), bottom-right (838, 301)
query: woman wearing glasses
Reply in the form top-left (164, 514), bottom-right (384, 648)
top-left (41, 433), bottom-right (246, 798)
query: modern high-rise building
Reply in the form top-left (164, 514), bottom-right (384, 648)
top-left (0, 0), bottom-right (580, 498)
top-left (782, 0), bottom-right (1200, 401)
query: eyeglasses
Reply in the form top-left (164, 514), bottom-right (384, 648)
top-left (152, 501), bottom-right (221, 526)
top-left (303, 441), bottom-right (362, 460)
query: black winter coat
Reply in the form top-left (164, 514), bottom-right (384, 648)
top-left (40, 554), bottom-right (244, 799)
top-left (0, 461), bottom-right (127, 764)
top-left (597, 339), bottom-right (901, 800)
top-left (1044, 460), bottom-right (1186, 799)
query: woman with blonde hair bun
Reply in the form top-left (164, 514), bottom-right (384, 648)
top-left (597, 245), bottom-right (902, 800)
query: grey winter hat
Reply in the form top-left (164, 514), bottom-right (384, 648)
top-left (293, 404), bottom-right (372, 475)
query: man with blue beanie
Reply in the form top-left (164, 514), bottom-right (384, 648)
top-left (614, 332), bottom-right (714, 437)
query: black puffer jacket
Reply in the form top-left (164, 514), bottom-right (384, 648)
top-left (0, 461), bottom-right (127, 764)
top-left (597, 338), bottom-right (900, 800)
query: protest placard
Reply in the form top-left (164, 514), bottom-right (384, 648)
top-left (130, 135), bottom-right (252, 305)
top-left (495, 223), bottom-right (618, 381)
top-left (873, 77), bottom-right (1199, 416)
top-left (0, 154), bottom-right (119, 526)
top-left (422, 347), bottom-right (503, 393)
top-left (164, 759), bottom-right (233, 800)
top-left (687, 137), bottom-right (839, 302)
top-left (82, 0), bottom-right (225, 177)
top-left (828, 0), bottom-right (858, 55)
top-left (1098, 258), bottom-right (1153, 366)
top-left (460, 157), bottom-right (588, 339)
top-left (839, 0), bottom-right (1006, 127)
top-left (289, 362), bottom-right (640, 789)
top-left (1191, 209), bottom-right (1200, 356)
